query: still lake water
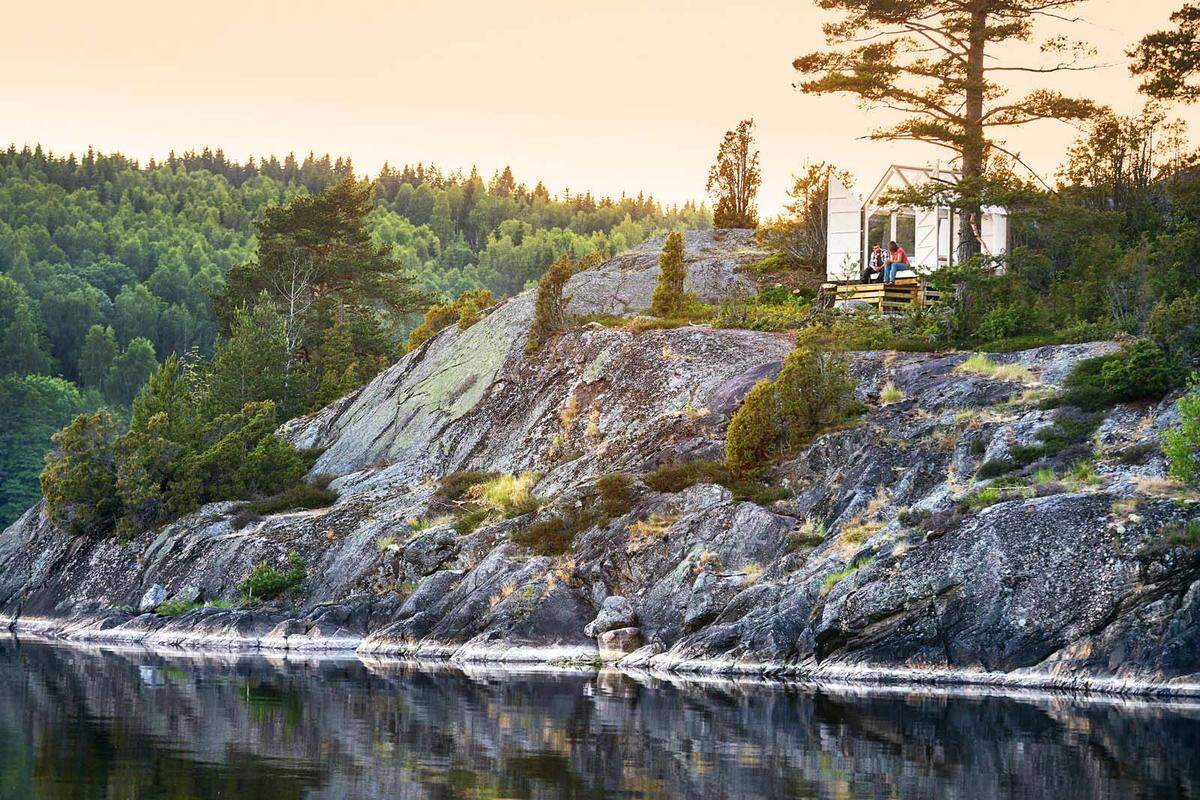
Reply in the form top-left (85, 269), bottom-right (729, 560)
top-left (2, 638), bottom-right (1199, 799)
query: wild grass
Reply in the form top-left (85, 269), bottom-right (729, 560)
top-left (961, 486), bottom-right (1003, 512)
top-left (468, 472), bottom-right (540, 518)
top-left (627, 513), bottom-right (677, 543)
top-left (955, 354), bottom-right (1033, 384)
top-left (821, 558), bottom-right (875, 595)
top-left (879, 380), bottom-right (905, 405)
top-left (789, 517), bottom-right (827, 551)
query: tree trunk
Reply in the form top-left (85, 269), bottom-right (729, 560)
top-left (958, 4), bottom-right (988, 262)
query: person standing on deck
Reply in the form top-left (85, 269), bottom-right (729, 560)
top-left (884, 241), bottom-right (909, 285)
top-left (862, 244), bottom-right (887, 284)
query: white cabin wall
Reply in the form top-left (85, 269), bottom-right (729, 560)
top-left (826, 176), bottom-right (863, 281)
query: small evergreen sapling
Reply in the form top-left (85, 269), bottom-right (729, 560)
top-left (651, 232), bottom-right (687, 318)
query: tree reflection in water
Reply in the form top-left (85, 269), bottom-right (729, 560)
top-left (1, 637), bottom-right (1198, 800)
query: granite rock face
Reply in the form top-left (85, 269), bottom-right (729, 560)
top-left (2, 232), bottom-right (1199, 693)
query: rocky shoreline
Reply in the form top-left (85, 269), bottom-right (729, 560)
top-left (3, 231), bottom-right (1199, 699)
top-left (8, 619), bottom-right (1200, 699)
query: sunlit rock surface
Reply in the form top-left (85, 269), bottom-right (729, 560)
top-left (2, 232), bottom-right (1199, 694)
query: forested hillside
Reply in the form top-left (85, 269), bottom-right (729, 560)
top-left (0, 145), bottom-right (708, 526)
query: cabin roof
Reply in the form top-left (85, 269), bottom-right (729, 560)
top-left (864, 164), bottom-right (962, 209)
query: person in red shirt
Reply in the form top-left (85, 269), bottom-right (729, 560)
top-left (884, 241), bottom-right (909, 284)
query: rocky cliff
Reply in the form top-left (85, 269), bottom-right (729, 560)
top-left (2, 229), bottom-right (1199, 695)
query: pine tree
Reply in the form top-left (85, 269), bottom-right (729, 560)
top-left (651, 232), bottom-right (688, 317)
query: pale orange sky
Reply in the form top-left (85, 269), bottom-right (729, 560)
top-left (3, 0), bottom-right (1196, 213)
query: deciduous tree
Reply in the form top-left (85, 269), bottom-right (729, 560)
top-left (707, 120), bottom-right (762, 229)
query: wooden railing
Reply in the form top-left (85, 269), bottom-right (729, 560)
top-left (823, 276), bottom-right (944, 313)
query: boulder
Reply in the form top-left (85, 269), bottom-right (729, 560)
top-left (598, 627), bottom-right (644, 659)
top-left (585, 596), bottom-right (638, 638)
top-left (138, 585), bottom-right (168, 613)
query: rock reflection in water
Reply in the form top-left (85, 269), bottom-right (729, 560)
top-left (1, 637), bottom-right (1198, 799)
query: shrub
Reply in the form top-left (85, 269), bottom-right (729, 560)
top-left (40, 410), bottom-right (121, 538)
top-left (651, 231), bottom-right (688, 317)
top-left (406, 302), bottom-right (458, 351)
top-left (1059, 341), bottom-right (1174, 411)
top-left (1066, 460), bottom-right (1100, 485)
top-left (1100, 340), bottom-right (1173, 402)
top-left (238, 551), bottom-right (306, 603)
top-left (960, 486), bottom-right (1002, 512)
top-left (1163, 520), bottom-right (1200, 548)
top-left (596, 473), bottom-right (634, 518)
top-left (725, 379), bottom-right (781, 473)
top-left (1165, 376), bottom-right (1200, 484)
top-left (1148, 293), bottom-right (1200, 376)
top-left (511, 511), bottom-right (596, 556)
top-left (643, 460), bottom-right (788, 505)
top-left (453, 508), bottom-right (492, 536)
top-left (725, 334), bottom-right (856, 473)
top-left (156, 598), bottom-right (201, 617)
top-left (407, 289), bottom-right (495, 351)
top-left (714, 294), bottom-right (811, 332)
top-left (245, 483), bottom-right (338, 516)
top-left (435, 470), bottom-right (499, 505)
top-left (527, 255), bottom-right (574, 353)
top-left (976, 301), bottom-right (1044, 343)
top-left (456, 289), bottom-right (495, 330)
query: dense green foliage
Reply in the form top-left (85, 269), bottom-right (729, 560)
top-left (0, 145), bottom-right (704, 528)
top-left (0, 375), bottom-right (101, 524)
top-left (406, 288), bottom-right (495, 351)
top-left (40, 355), bottom-right (317, 539)
top-left (1166, 378), bottom-right (1200, 484)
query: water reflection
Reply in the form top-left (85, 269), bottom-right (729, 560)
top-left (1, 637), bottom-right (1198, 799)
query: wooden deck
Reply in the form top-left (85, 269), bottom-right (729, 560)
top-left (824, 277), bottom-right (944, 313)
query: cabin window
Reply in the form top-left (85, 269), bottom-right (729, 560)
top-left (896, 210), bottom-right (916, 256)
top-left (866, 213), bottom-right (889, 252)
